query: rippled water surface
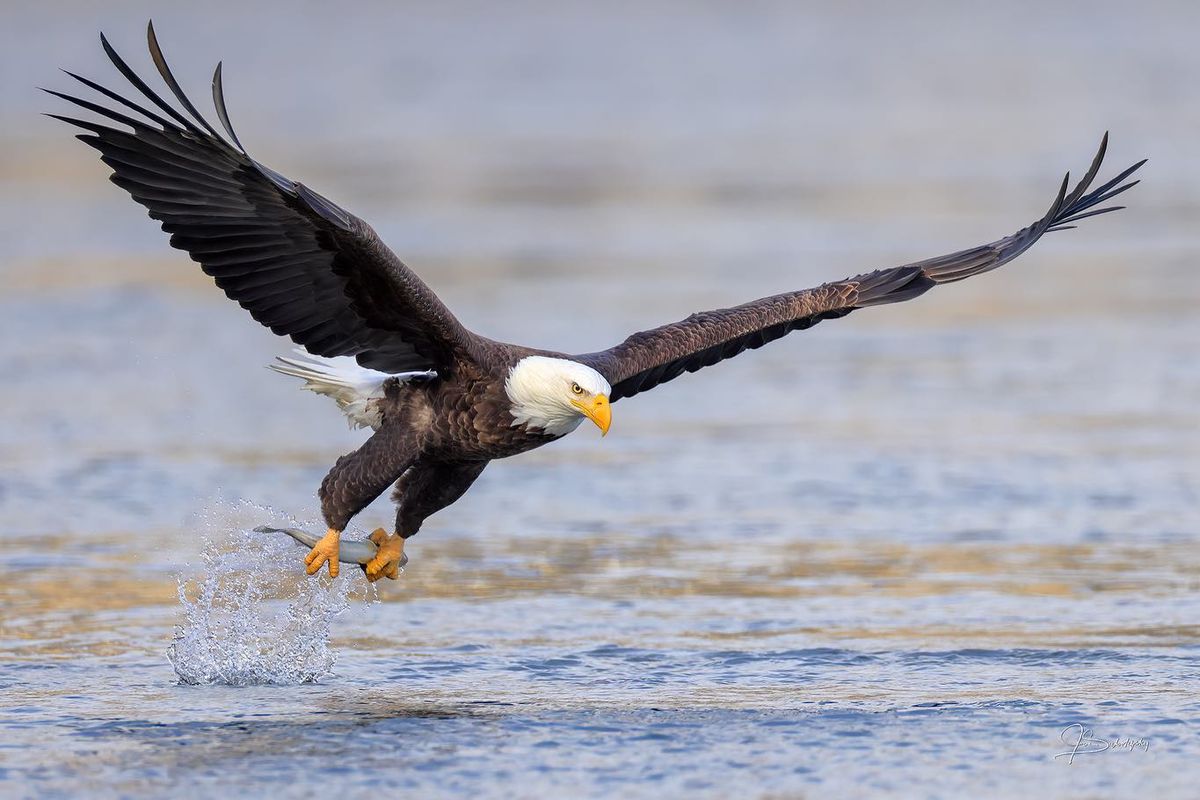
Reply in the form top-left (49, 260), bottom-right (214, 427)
top-left (2, 2), bottom-right (1199, 797)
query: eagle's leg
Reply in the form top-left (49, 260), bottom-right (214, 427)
top-left (304, 528), bottom-right (341, 577)
top-left (314, 423), bottom-right (421, 579)
top-left (365, 460), bottom-right (489, 581)
top-left (364, 528), bottom-right (405, 582)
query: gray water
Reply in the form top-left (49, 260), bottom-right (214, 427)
top-left (2, 1), bottom-right (1198, 797)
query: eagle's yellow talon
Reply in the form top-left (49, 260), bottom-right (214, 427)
top-left (304, 528), bottom-right (341, 578)
top-left (364, 528), bottom-right (404, 582)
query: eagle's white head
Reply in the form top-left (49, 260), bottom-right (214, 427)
top-left (505, 356), bottom-right (612, 437)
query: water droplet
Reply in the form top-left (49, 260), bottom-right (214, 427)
top-left (166, 502), bottom-right (364, 686)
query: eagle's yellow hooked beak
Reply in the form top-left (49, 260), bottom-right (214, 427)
top-left (572, 394), bottom-right (611, 436)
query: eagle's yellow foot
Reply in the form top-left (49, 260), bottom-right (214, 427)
top-left (365, 528), bottom-right (405, 582)
top-left (304, 528), bottom-right (341, 577)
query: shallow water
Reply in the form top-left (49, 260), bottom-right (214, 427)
top-left (2, 1), bottom-right (1199, 797)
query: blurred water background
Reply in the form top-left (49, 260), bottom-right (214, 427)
top-left (1, 1), bottom-right (1198, 797)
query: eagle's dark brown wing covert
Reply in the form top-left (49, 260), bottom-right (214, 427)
top-left (577, 135), bottom-right (1144, 401)
top-left (47, 22), bottom-right (477, 375)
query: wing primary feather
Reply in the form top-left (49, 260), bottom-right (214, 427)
top-left (59, 69), bottom-right (176, 129)
top-left (1087, 159), bottom-right (1147, 198)
top-left (43, 112), bottom-right (120, 136)
top-left (99, 31), bottom-right (204, 137)
top-left (1042, 172), bottom-right (1071, 225)
top-left (211, 57), bottom-right (295, 193)
top-left (1060, 133), bottom-right (1108, 210)
top-left (1061, 162), bottom-right (1145, 218)
top-left (1057, 174), bottom-right (1141, 220)
top-left (1061, 204), bottom-right (1127, 223)
top-left (145, 21), bottom-right (228, 145)
top-left (1047, 205), bottom-right (1126, 231)
top-left (41, 88), bottom-right (153, 132)
top-left (211, 62), bottom-right (247, 152)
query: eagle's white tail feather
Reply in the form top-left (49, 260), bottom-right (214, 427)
top-left (268, 350), bottom-right (429, 430)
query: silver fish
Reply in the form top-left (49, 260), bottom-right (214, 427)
top-left (254, 526), bottom-right (408, 569)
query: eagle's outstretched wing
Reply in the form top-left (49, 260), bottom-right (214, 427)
top-left (577, 136), bottom-right (1144, 401)
top-left (47, 22), bottom-right (478, 375)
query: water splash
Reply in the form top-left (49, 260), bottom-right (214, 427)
top-left (167, 503), bottom-right (368, 686)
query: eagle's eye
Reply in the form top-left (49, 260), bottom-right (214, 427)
top-left (570, 382), bottom-right (584, 395)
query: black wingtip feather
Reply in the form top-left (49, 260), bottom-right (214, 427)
top-left (1091, 160), bottom-right (1147, 199)
top-left (42, 88), bottom-right (148, 131)
top-left (1049, 203), bottom-right (1129, 231)
top-left (146, 20), bottom-right (227, 145)
top-left (1046, 172), bottom-right (1071, 222)
top-left (43, 112), bottom-right (111, 137)
top-left (101, 27), bottom-right (204, 137)
top-left (58, 67), bottom-right (177, 130)
top-left (904, 135), bottom-right (1144, 287)
top-left (1048, 144), bottom-right (1145, 232)
top-left (211, 62), bottom-right (247, 153)
top-left (1060, 134), bottom-right (1108, 210)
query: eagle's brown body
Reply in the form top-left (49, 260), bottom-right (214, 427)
top-left (49, 24), bottom-right (1144, 576)
top-left (319, 350), bottom-right (560, 536)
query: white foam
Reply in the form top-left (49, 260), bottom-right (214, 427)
top-left (167, 503), bottom-right (370, 686)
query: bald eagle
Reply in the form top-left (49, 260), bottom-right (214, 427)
top-left (49, 24), bottom-right (1144, 581)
